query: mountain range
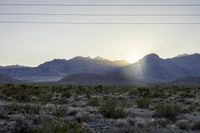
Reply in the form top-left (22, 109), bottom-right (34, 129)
top-left (0, 74), bottom-right (21, 84)
top-left (1, 53), bottom-right (200, 85)
top-left (120, 53), bottom-right (200, 83)
top-left (0, 56), bottom-right (129, 82)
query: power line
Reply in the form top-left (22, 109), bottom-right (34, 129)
top-left (0, 3), bottom-right (200, 6)
top-left (0, 13), bottom-right (200, 16)
top-left (0, 21), bottom-right (200, 24)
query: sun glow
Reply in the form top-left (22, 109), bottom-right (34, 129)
top-left (126, 55), bottom-right (141, 63)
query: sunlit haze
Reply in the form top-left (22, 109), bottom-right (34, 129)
top-left (0, 0), bottom-right (200, 66)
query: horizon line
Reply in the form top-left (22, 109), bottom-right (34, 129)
top-left (0, 53), bottom-right (199, 67)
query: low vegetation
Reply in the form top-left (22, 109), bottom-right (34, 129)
top-left (0, 84), bottom-right (200, 133)
top-left (135, 97), bottom-right (150, 109)
top-left (155, 104), bottom-right (181, 121)
top-left (100, 98), bottom-right (127, 119)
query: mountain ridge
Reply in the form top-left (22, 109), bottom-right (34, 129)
top-left (1, 53), bottom-right (200, 84)
top-left (0, 74), bottom-right (21, 84)
top-left (0, 56), bottom-right (129, 82)
top-left (121, 53), bottom-right (200, 82)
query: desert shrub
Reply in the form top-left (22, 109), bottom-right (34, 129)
top-left (115, 87), bottom-right (127, 94)
top-left (175, 120), bottom-right (191, 130)
top-left (100, 98), bottom-right (127, 119)
top-left (39, 94), bottom-right (52, 104)
top-left (137, 87), bottom-right (151, 97)
top-left (61, 90), bottom-right (71, 99)
top-left (87, 98), bottom-right (99, 107)
top-left (14, 92), bottom-right (31, 102)
top-left (33, 118), bottom-right (88, 133)
top-left (151, 88), bottom-right (166, 98)
top-left (85, 91), bottom-right (91, 99)
top-left (28, 87), bottom-right (40, 96)
top-left (1, 86), bottom-right (17, 97)
top-left (179, 92), bottom-right (195, 98)
top-left (76, 112), bottom-right (91, 122)
top-left (0, 85), bottom-right (31, 102)
top-left (94, 85), bottom-right (103, 93)
top-left (7, 103), bottom-right (41, 115)
top-left (14, 118), bottom-right (32, 133)
top-left (135, 97), bottom-right (150, 109)
top-left (154, 118), bottom-right (171, 128)
top-left (54, 105), bottom-right (67, 118)
top-left (155, 104), bottom-right (181, 121)
top-left (55, 98), bottom-right (69, 105)
top-left (23, 104), bottom-right (41, 115)
top-left (186, 104), bottom-right (196, 113)
top-left (6, 102), bottom-right (21, 114)
top-left (132, 129), bottom-right (153, 133)
top-left (192, 121), bottom-right (200, 130)
top-left (128, 89), bottom-right (137, 97)
top-left (75, 86), bottom-right (88, 95)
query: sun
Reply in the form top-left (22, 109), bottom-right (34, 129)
top-left (126, 55), bottom-right (141, 63)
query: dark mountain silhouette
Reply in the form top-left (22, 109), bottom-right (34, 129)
top-left (59, 53), bottom-right (200, 85)
top-left (0, 65), bottom-right (27, 69)
top-left (121, 53), bottom-right (200, 82)
top-left (172, 76), bottom-right (200, 84)
top-left (0, 57), bottom-right (129, 82)
top-left (1, 53), bottom-right (200, 84)
top-left (0, 74), bottom-right (21, 84)
top-left (38, 57), bottom-right (129, 75)
top-left (59, 73), bottom-right (142, 85)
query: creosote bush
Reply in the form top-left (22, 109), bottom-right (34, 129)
top-left (61, 90), bottom-right (71, 99)
top-left (7, 102), bottom-right (41, 115)
top-left (192, 121), bottom-right (200, 130)
top-left (155, 104), bottom-right (181, 121)
top-left (33, 118), bottom-right (88, 133)
top-left (100, 98), bottom-right (127, 119)
top-left (136, 97), bottom-right (150, 109)
top-left (54, 105), bottom-right (67, 118)
top-left (87, 98), bottom-right (100, 107)
top-left (0, 84), bottom-right (200, 133)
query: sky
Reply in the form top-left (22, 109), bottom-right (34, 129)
top-left (0, 0), bottom-right (200, 66)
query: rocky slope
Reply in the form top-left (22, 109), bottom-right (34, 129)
top-left (121, 53), bottom-right (200, 83)
top-left (0, 57), bottom-right (129, 82)
top-left (0, 74), bottom-right (21, 84)
top-left (1, 53), bottom-right (200, 83)
top-left (59, 73), bottom-right (142, 85)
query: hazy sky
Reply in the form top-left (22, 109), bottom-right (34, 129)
top-left (0, 0), bottom-right (200, 66)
